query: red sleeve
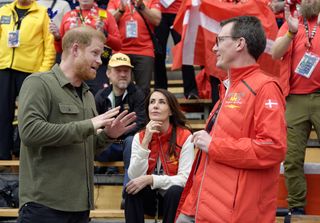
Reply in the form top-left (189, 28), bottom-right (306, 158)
top-left (208, 82), bottom-right (287, 169)
top-left (277, 21), bottom-right (288, 38)
top-left (104, 11), bottom-right (122, 51)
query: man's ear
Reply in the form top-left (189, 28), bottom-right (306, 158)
top-left (106, 69), bottom-right (111, 78)
top-left (71, 43), bottom-right (80, 57)
top-left (236, 37), bottom-right (245, 52)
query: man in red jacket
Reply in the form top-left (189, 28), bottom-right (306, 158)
top-left (176, 16), bottom-right (286, 223)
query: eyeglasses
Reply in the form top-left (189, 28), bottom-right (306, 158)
top-left (215, 36), bottom-right (241, 47)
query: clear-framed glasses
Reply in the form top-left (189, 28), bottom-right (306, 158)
top-left (215, 36), bottom-right (241, 47)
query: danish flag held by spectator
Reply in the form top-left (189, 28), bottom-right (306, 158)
top-left (171, 0), bottom-right (280, 80)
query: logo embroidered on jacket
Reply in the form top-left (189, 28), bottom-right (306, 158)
top-left (0, 16), bottom-right (11, 24)
top-left (225, 92), bottom-right (244, 109)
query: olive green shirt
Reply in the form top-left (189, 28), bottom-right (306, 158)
top-left (18, 64), bottom-right (110, 211)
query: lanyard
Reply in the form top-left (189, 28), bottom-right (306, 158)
top-left (77, 8), bottom-right (86, 24)
top-left (12, 10), bottom-right (30, 30)
top-left (128, 0), bottom-right (135, 19)
top-left (77, 5), bottom-right (98, 24)
top-left (303, 17), bottom-right (318, 50)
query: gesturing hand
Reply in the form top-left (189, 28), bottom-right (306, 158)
top-left (104, 110), bottom-right (137, 138)
top-left (284, 4), bottom-right (299, 33)
top-left (269, 0), bottom-right (285, 14)
top-left (91, 107), bottom-right (120, 131)
top-left (126, 175), bottom-right (153, 195)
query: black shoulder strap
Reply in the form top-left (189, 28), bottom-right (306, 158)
top-left (131, 1), bottom-right (155, 38)
top-left (241, 79), bottom-right (256, 96)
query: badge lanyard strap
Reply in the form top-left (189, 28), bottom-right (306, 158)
top-left (12, 10), bottom-right (30, 31)
top-left (77, 8), bottom-right (87, 24)
top-left (303, 17), bottom-right (318, 50)
top-left (77, 5), bottom-right (97, 25)
top-left (128, 0), bottom-right (135, 20)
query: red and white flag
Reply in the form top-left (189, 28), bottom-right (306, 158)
top-left (172, 0), bottom-right (280, 80)
top-left (264, 99), bottom-right (279, 109)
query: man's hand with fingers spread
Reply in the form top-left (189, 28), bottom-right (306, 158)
top-left (104, 110), bottom-right (137, 138)
top-left (91, 107), bottom-right (120, 131)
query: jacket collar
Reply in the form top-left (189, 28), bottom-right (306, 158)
top-left (107, 86), bottom-right (128, 108)
top-left (52, 64), bottom-right (90, 92)
top-left (11, 0), bottom-right (40, 12)
top-left (228, 63), bottom-right (260, 83)
top-left (151, 124), bottom-right (173, 141)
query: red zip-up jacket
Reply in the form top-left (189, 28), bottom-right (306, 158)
top-left (177, 64), bottom-right (286, 223)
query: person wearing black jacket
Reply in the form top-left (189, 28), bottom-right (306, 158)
top-left (95, 53), bottom-right (146, 184)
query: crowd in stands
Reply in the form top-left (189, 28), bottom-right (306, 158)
top-left (0, 0), bottom-right (319, 222)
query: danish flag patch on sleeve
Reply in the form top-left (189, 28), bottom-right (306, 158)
top-left (264, 99), bottom-right (279, 109)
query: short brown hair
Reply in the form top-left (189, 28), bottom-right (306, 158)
top-left (62, 26), bottom-right (106, 55)
top-left (220, 16), bottom-right (266, 60)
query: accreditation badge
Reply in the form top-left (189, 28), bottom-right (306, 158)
top-left (0, 15), bottom-right (11, 24)
top-left (295, 52), bottom-right (320, 78)
top-left (8, 30), bottom-right (20, 48)
top-left (125, 20), bottom-right (138, 38)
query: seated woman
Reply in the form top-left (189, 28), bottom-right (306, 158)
top-left (124, 89), bottom-right (194, 223)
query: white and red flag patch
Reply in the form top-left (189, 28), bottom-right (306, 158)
top-left (264, 99), bottom-right (279, 109)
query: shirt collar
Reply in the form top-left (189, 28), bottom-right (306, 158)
top-left (52, 64), bottom-right (90, 92)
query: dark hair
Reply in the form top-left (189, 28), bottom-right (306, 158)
top-left (220, 16), bottom-right (266, 60)
top-left (145, 89), bottom-right (191, 157)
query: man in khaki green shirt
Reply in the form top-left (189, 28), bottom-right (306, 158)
top-left (17, 26), bottom-right (136, 223)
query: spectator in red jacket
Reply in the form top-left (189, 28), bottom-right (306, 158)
top-left (108, 0), bottom-right (161, 96)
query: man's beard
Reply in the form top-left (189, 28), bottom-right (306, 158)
top-left (74, 57), bottom-right (96, 81)
top-left (300, 0), bottom-right (320, 19)
top-left (117, 81), bottom-right (129, 90)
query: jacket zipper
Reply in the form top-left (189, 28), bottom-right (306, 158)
top-left (9, 48), bottom-right (16, 69)
top-left (158, 135), bottom-right (169, 175)
top-left (195, 73), bottom-right (231, 220)
top-left (9, 10), bottom-right (17, 68)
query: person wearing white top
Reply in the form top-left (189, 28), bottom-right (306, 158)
top-left (125, 89), bottom-right (194, 223)
top-left (37, 0), bottom-right (71, 27)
